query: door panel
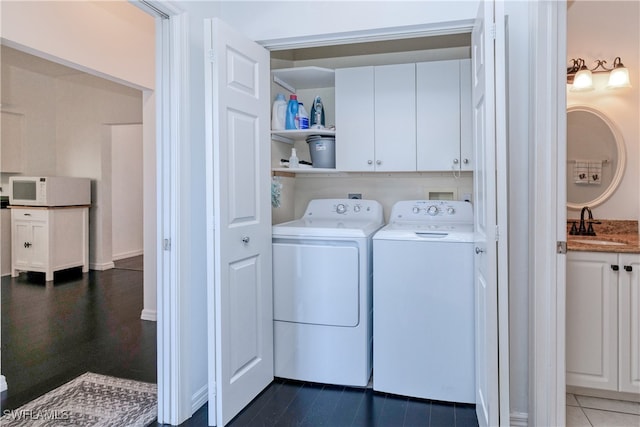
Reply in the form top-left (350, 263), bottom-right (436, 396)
top-left (205, 18), bottom-right (272, 426)
top-left (472, 1), bottom-right (502, 426)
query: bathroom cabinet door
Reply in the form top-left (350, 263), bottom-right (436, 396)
top-left (566, 251), bottom-right (618, 391)
top-left (619, 253), bottom-right (640, 393)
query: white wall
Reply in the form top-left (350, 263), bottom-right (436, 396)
top-left (0, 0), bottom-right (155, 90)
top-left (111, 124), bottom-right (144, 260)
top-left (566, 1), bottom-right (640, 221)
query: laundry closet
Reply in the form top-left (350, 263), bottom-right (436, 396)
top-left (267, 34), bottom-right (475, 224)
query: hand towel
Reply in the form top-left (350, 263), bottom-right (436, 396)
top-left (574, 161), bottom-right (589, 184)
top-left (588, 161), bottom-right (602, 185)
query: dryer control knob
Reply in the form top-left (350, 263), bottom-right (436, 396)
top-left (336, 203), bottom-right (347, 214)
top-left (427, 205), bottom-right (438, 216)
top-left (412, 207), bottom-right (420, 214)
top-left (446, 207), bottom-right (455, 215)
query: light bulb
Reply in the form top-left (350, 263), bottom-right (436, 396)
top-left (607, 66), bottom-right (631, 89)
top-left (571, 68), bottom-right (594, 91)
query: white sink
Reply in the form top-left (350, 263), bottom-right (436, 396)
top-left (570, 239), bottom-right (626, 246)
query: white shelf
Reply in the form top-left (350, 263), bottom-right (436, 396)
top-left (271, 67), bottom-right (335, 93)
top-left (271, 129), bottom-right (336, 144)
top-left (272, 167), bottom-right (340, 175)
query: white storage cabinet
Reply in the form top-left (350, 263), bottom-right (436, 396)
top-left (11, 206), bottom-right (89, 282)
top-left (566, 251), bottom-right (640, 394)
top-left (416, 59), bottom-right (472, 171)
top-left (335, 64), bottom-right (416, 172)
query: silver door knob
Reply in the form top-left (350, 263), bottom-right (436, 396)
top-left (242, 236), bottom-right (250, 244)
top-left (475, 247), bottom-right (485, 254)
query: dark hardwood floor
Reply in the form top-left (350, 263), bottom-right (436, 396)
top-left (1, 265), bottom-right (156, 412)
top-left (2, 264), bottom-right (477, 426)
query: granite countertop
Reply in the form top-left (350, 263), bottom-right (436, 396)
top-left (567, 220), bottom-right (640, 254)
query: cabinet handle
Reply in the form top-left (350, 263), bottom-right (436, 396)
top-left (367, 160), bottom-right (373, 165)
top-left (376, 160), bottom-right (382, 165)
top-left (24, 213), bottom-right (31, 216)
top-left (24, 242), bottom-right (32, 248)
top-left (241, 236), bottom-right (250, 245)
top-left (463, 158), bottom-right (469, 164)
top-left (453, 158), bottom-right (459, 164)
top-left (624, 265), bottom-right (633, 272)
top-left (611, 265), bottom-right (619, 271)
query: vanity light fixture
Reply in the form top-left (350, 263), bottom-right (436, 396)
top-left (567, 57), bottom-right (632, 91)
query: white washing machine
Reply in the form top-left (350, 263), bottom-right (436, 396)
top-left (272, 199), bottom-right (384, 387)
top-left (373, 200), bottom-right (475, 403)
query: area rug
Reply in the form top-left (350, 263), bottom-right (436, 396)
top-left (0, 372), bottom-right (157, 426)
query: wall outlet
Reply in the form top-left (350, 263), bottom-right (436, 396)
top-left (348, 193), bottom-right (362, 199)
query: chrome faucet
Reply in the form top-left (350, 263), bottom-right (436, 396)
top-left (576, 206), bottom-right (600, 236)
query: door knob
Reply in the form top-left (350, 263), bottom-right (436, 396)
top-left (475, 247), bottom-right (485, 254)
top-left (241, 236), bottom-right (250, 244)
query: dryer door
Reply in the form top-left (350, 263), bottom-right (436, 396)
top-left (273, 240), bottom-right (359, 327)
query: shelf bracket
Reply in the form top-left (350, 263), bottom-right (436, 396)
top-left (273, 75), bottom-right (296, 93)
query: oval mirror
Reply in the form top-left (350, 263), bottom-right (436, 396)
top-left (566, 106), bottom-right (626, 209)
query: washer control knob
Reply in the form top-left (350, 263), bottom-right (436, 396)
top-left (446, 207), bottom-right (455, 215)
top-left (412, 206), bottom-right (420, 214)
top-left (353, 205), bottom-right (361, 213)
top-left (336, 203), bottom-right (347, 214)
top-left (427, 205), bottom-right (438, 216)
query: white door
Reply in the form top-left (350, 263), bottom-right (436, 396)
top-left (472, 1), bottom-right (507, 426)
top-left (204, 18), bottom-right (273, 426)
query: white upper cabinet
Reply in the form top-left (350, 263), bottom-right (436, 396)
top-left (373, 63), bottom-right (416, 172)
top-left (336, 60), bottom-right (470, 173)
top-left (336, 64), bottom-right (416, 172)
top-left (335, 66), bottom-right (376, 171)
top-left (417, 59), bottom-right (472, 171)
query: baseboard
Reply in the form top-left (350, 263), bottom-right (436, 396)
top-left (140, 309), bottom-right (157, 322)
top-left (510, 411), bottom-right (528, 427)
top-left (192, 384), bottom-right (208, 414)
top-left (113, 249), bottom-right (144, 261)
top-left (90, 261), bottom-right (115, 271)
top-left (0, 375), bottom-right (7, 393)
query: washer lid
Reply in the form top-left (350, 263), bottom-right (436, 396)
top-left (273, 218), bottom-right (383, 238)
top-left (374, 222), bottom-right (474, 242)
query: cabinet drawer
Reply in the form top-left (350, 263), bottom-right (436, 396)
top-left (12, 209), bottom-right (48, 222)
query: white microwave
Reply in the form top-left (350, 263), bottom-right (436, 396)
top-left (9, 176), bottom-right (91, 207)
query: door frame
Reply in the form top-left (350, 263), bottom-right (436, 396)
top-left (149, 5), bottom-right (513, 425)
top-left (529, 1), bottom-right (567, 426)
top-left (134, 0), bottom-right (193, 424)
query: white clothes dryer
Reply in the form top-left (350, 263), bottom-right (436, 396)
top-left (373, 200), bottom-right (475, 403)
top-left (272, 199), bottom-right (384, 387)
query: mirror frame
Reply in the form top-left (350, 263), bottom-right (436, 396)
top-left (567, 105), bottom-right (626, 210)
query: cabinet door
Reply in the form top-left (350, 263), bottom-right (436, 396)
top-left (374, 63), bottom-right (416, 171)
top-left (619, 253), bottom-right (640, 393)
top-left (460, 59), bottom-right (473, 171)
top-left (12, 220), bottom-right (32, 269)
top-left (335, 66), bottom-right (375, 171)
top-left (416, 60), bottom-right (460, 171)
top-left (566, 251), bottom-right (618, 390)
top-left (29, 220), bottom-right (48, 269)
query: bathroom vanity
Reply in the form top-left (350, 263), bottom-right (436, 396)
top-left (566, 221), bottom-right (640, 396)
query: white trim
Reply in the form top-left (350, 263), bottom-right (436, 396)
top-left (112, 249), bottom-right (144, 261)
top-left (529, 1), bottom-right (566, 426)
top-left (90, 262), bottom-right (116, 271)
top-left (136, 0), bottom-right (192, 425)
top-left (140, 309), bottom-right (157, 322)
top-left (191, 384), bottom-right (208, 414)
top-left (0, 375), bottom-right (7, 393)
top-left (259, 21), bottom-right (475, 51)
top-left (510, 411), bottom-right (529, 427)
